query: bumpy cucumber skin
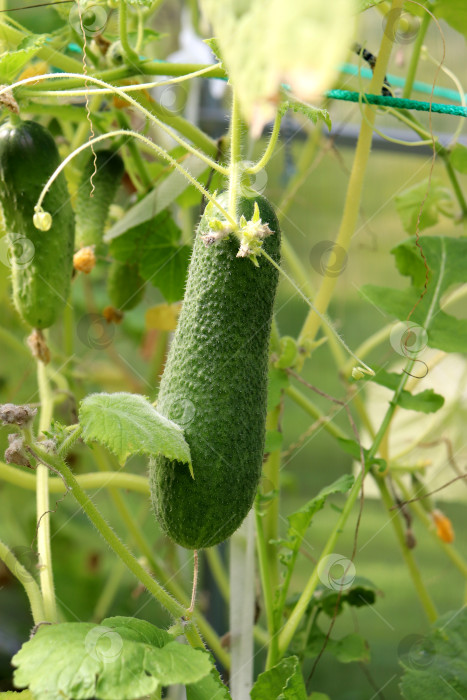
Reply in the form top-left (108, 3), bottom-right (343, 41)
top-left (75, 149), bottom-right (124, 250)
top-left (150, 194), bottom-right (281, 549)
top-left (107, 260), bottom-right (145, 310)
top-left (0, 120), bottom-right (75, 329)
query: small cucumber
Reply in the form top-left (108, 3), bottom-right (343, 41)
top-left (107, 260), bottom-right (145, 310)
top-left (0, 119), bottom-right (75, 329)
top-left (75, 149), bottom-right (124, 250)
top-left (150, 193), bottom-right (281, 549)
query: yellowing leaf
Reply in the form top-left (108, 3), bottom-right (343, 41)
top-left (145, 303), bottom-right (181, 331)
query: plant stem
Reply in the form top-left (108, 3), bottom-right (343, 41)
top-left (119, 0), bottom-right (139, 64)
top-left (255, 505), bottom-right (278, 667)
top-left (263, 407), bottom-right (281, 594)
top-left (0, 539), bottom-right (46, 624)
top-left (277, 470), bottom-right (364, 656)
top-left (376, 477), bottom-right (438, 622)
top-left (228, 91), bottom-right (243, 221)
top-left (0, 20), bottom-right (83, 73)
top-left (442, 155), bottom-right (467, 220)
top-left (246, 111), bottom-right (282, 174)
top-left (36, 359), bottom-right (58, 623)
top-left (393, 475), bottom-right (467, 579)
top-left (0, 462), bottom-right (150, 494)
top-left (30, 446), bottom-right (188, 621)
top-left (402, 11), bottom-right (431, 99)
top-left (285, 386), bottom-right (348, 441)
top-left (205, 547), bottom-right (230, 602)
top-left (297, 0), bottom-right (403, 349)
top-left (116, 112), bottom-right (152, 190)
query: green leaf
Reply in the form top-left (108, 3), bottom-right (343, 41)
top-left (79, 392), bottom-right (192, 473)
top-left (306, 625), bottom-right (370, 663)
top-left (336, 437), bottom-right (387, 471)
top-left (251, 655), bottom-right (307, 700)
top-left (109, 211), bottom-right (190, 303)
top-left (308, 694), bottom-right (331, 700)
top-left (104, 155), bottom-right (208, 242)
top-left (400, 606), bottom-right (467, 699)
top-left (186, 664), bottom-right (232, 700)
top-left (395, 179), bottom-right (453, 234)
top-left (433, 0), bottom-right (467, 40)
top-left (265, 430), bottom-right (283, 453)
top-left (124, 0), bottom-right (155, 7)
top-left (311, 576), bottom-right (379, 617)
top-left (369, 369), bottom-right (445, 414)
top-left (199, 0), bottom-right (358, 132)
top-left (279, 97), bottom-right (331, 130)
top-left (285, 474), bottom-right (354, 550)
top-left (268, 367), bottom-right (289, 410)
top-left (12, 617), bottom-right (212, 700)
top-left (449, 144), bottom-right (467, 174)
top-left (0, 35), bottom-right (48, 83)
top-left (0, 693), bottom-right (33, 699)
top-left (360, 236), bottom-right (467, 353)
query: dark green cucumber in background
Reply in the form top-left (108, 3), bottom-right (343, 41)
top-left (0, 119), bottom-right (75, 329)
top-left (150, 193), bottom-right (281, 549)
top-left (107, 260), bottom-right (145, 310)
top-left (75, 149), bottom-right (124, 250)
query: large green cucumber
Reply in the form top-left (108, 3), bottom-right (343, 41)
top-left (75, 149), bottom-right (124, 250)
top-left (150, 193), bottom-right (281, 549)
top-left (0, 119), bottom-right (75, 329)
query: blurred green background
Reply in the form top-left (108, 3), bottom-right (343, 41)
top-left (1, 2), bottom-right (467, 699)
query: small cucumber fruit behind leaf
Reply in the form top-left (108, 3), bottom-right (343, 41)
top-left (75, 149), bottom-right (124, 250)
top-left (107, 260), bottom-right (145, 310)
top-left (150, 193), bottom-right (281, 549)
top-left (0, 119), bottom-right (75, 329)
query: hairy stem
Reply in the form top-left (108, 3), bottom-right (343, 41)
top-left (298, 0), bottom-right (403, 349)
top-left (0, 539), bottom-right (46, 624)
top-left (36, 359), bottom-right (58, 623)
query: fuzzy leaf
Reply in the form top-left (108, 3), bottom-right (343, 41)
top-left (360, 236), bottom-right (467, 353)
top-left (400, 606), bottom-right (467, 699)
top-left (251, 656), bottom-right (307, 700)
top-left (449, 144), bottom-right (467, 174)
top-left (109, 211), bottom-right (190, 303)
top-left (433, 0), bottom-right (467, 41)
top-left (267, 367), bottom-right (289, 410)
top-left (395, 179), bottom-right (453, 234)
top-left (199, 0), bottom-right (357, 133)
top-left (369, 369), bottom-right (445, 414)
top-left (186, 664), bottom-right (232, 700)
top-left (306, 626), bottom-right (370, 663)
top-left (279, 97), bottom-right (331, 130)
top-left (0, 34), bottom-right (48, 83)
top-left (79, 392), bottom-right (192, 472)
top-left (12, 617), bottom-right (212, 700)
